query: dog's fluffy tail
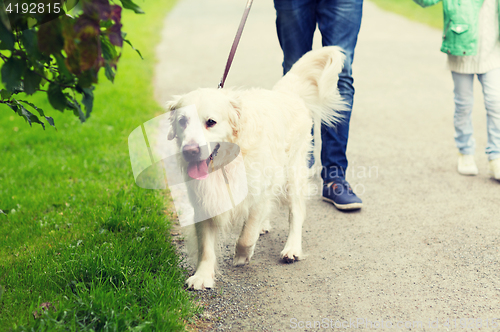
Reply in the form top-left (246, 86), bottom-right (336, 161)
top-left (273, 46), bottom-right (348, 127)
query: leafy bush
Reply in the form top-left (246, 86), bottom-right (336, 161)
top-left (0, 0), bottom-right (143, 129)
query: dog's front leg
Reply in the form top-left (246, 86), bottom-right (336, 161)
top-left (186, 218), bottom-right (217, 290)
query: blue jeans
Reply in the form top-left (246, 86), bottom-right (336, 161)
top-left (452, 68), bottom-right (500, 161)
top-left (274, 0), bottom-right (363, 181)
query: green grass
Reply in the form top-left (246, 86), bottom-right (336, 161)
top-left (0, 1), bottom-right (201, 330)
top-left (369, 0), bottom-right (444, 29)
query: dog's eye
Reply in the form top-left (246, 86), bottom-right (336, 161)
top-left (178, 117), bottom-right (187, 127)
top-left (206, 119), bottom-right (217, 128)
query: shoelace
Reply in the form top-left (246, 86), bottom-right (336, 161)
top-left (326, 179), bottom-right (354, 194)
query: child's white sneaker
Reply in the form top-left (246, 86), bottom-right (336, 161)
top-left (457, 153), bottom-right (478, 175)
top-left (489, 158), bottom-right (500, 180)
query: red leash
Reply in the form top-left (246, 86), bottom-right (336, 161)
top-left (218, 0), bottom-right (254, 89)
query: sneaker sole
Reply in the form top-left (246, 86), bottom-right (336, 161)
top-left (490, 171), bottom-right (500, 180)
top-left (458, 169), bottom-right (478, 176)
top-left (322, 197), bottom-right (362, 210)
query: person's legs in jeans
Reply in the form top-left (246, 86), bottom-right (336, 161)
top-left (274, 0), bottom-right (364, 209)
top-left (478, 68), bottom-right (500, 161)
top-left (274, 0), bottom-right (317, 75)
top-left (316, 0), bottom-right (363, 182)
top-left (451, 71), bottom-right (476, 156)
top-left (317, 0), bottom-right (363, 210)
top-left (275, 0), bottom-right (318, 166)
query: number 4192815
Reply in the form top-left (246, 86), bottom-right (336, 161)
top-left (5, 2), bottom-right (61, 14)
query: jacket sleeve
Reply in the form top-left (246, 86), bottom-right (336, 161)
top-left (412, 0), bottom-right (442, 8)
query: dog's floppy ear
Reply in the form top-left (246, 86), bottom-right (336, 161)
top-left (228, 96), bottom-right (241, 138)
top-left (167, 109), bottom-right (176, 140)
top-left (166, 98), bottom-right (179, 140)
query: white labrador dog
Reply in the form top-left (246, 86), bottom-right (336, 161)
top-left (167, 46), bottom-right (346, 290)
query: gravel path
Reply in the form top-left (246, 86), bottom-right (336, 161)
top-left (155, 1), bottom-right (500, 331)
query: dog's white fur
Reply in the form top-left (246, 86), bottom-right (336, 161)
top-left (167, 47), bottom-right (346, 290)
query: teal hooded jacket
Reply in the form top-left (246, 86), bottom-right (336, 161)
top-left (414, 0), bottom-right (500, 56)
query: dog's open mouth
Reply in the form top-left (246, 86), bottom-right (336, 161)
top-left (187, 143), bottom-right (221, 180)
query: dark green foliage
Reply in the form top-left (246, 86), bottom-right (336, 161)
top-left (0, 0), bottom-right (144, 129)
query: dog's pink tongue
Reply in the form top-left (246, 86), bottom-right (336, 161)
top-left (187, 160), bottom-right (209, 180)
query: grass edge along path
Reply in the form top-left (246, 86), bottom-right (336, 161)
top-left (0, 0), bottom-right (202, 330)
top-left (369, 0), bottom-right (443, 29)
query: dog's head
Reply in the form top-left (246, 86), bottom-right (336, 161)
top-left (166, 88), bottom-right (241, 179)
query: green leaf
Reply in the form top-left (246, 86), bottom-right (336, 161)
top-left (13, 100), bottom-right (46, 129)
top-left (65, 0), bottom-right (80, 11)
top-left (66, 94), bottom-right (86, 122)
top-left (101, 36), bottom-right (118, 61)
top-left (123, 38), bottom-right (143, 59)
top-left (7, 102), bottom-right (19, 114)
top-left (1, 58), bottom-right (25, 92)
top-left (120, 0), bottom-right (145, 14)
top-left (104, 62), bottom-right (115, 83)
top-left (0, 20), bottom-right (14, 50)
top-left (41, 69), bottom-right (51, 86)
top-left (20, 29), bottom-right (39, 56)
top-left (6, 99), bottom-right (56, 129)
top-left (45, 116), bottom-right (55, 128)
top-left (77, 70), bottom-right (97, 88)
top-left (0, 209), bottom-right (6, 215)
top-left (48, 83), bottom-right (67, 111)
top-left (23, 70), bottom-right (42, 95)
top-left (18, 100), bottom-right (56, 128)
top-left (0, 89), bottom-right (12, 100)
top-left (81, 87), bottom-right (94, 118)
top-left (18, 100), bottom-right (45, 117)
top-left (54, 54), bottom-right (75, 83)
top-left (100, 20), bottom-right (114, 29)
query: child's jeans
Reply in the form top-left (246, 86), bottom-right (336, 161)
top-left (452, 67), bottom-right (500, 161)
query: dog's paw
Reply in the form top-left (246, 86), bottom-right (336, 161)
top-left (280, 246), bottom-right (303, 264)
top-left (260, 220), bottom-right (271, 235)
top-left (233, 244), bottom-right (255, 266)
top-left (186, 273), bottom-right (214, 290)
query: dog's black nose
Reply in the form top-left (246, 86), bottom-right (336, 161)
top-left (182, 144), bottom-right (201, 160)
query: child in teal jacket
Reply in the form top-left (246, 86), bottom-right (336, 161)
top-left (414, 0), bottom-right (500, 180)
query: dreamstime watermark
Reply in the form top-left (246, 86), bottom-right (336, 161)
top-left (289, 317), bottom-right (499, 329)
